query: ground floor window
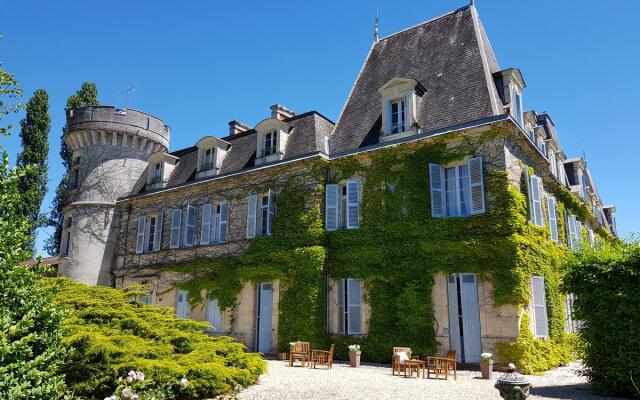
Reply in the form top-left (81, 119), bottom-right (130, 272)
top-left (338, 278), bottom-right (362, 335)
top-left (207, 298), bottom-right (222, 333)
top-left (175, 289), bottom-right (190, 319)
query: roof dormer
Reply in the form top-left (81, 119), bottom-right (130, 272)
top-left (377, 77), bottom-right (425, 142)
top-left (254, 117), bottom-right (292, 165)
top-left (146, 152), bottom-right (180, 190)
top-left (195, 136), bottom-right (231, 178)
top-left (493, 68), bottom-right (526, 127)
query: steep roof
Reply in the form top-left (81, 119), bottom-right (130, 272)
top-left (157, 111), bottom-right (333, 190)
top-left (330, 5), bottom-right (503, 153)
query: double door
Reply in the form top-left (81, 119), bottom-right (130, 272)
top-left (447, 273), bottom-right (482, 363)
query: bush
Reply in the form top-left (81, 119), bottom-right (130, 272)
top-left (563, 242), bottom-right (640, 398)
top-left (43, 278), bottom-right (265, 400)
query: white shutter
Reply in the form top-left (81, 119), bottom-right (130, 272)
top-left (567, 214), bottom-right (577, 251)
top-left (200, 203), bottom-right (212, 245)
top-left (136, 215), bottom-right (146, 254)
top-left (325, 184), bottom-right (339, 231)
top-left (346, 180), bottom-right (360, 229)
top-left (207, 298), bottom-right (222, 333)
top-left (530, 175), bottom-right (544, 227)
top-left (523, 167), bottom-right (534, 223)
top-left (153, 211), bottom-right (163, 251)
top-left (547, 196), bottom-right (558, 242)
top-left (246, 194), bottom-right (257, 239)
top-left (575, 220), bottom-right (582, 244)
top-left (531, 276), bottom-right (549, 338)
top-left (169, 208), bottom-right (182, 249)
top-left (429, 163), bottom-right (445, 218)
top-left (338, 279), bottom-right (345, 334)
top-left (267, 189), bottom-right (276, 236)
top-left (184, 205), bottom-right (196, 247)
top-left (468, 157), bottom-right (485, 215)
top-left (347, 279), bottom-right (362, 334)
top-left (219, 202), bottom-right (229, 243)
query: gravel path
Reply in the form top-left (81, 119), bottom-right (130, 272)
top-left (237, 360), bottom-right (621, 400)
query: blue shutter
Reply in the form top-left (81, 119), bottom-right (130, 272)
top-left (346, 180), bottom-right (360, 229)
top-left (136, 215), bottom-right (146, 254)
top-left (429, 163), bottom-right (445, 218)
top-left (325, 184), bottom-right (339, 231)
top-left (468, 157), bottom-right (485, 215)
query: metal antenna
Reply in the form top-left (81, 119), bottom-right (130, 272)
top-left (374, 9), bottom-right (379, 43)
top-left (117, 86), bottom-right (135, 109)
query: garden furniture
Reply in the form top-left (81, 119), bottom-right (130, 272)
top-left (310, 344), bottom-right (335, 369)
top-left (426, 350), bottom-right (457, 380)
top-left (404, 359), bottom-right (426, 378)
top-left (289, 341), bottom-right (310, 367)
top-left (392, 347), bottom-right (412, 376)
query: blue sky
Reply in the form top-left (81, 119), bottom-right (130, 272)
top-left (1, 0), bottom-right (638, 254)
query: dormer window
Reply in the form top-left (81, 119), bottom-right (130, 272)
top-left (493, 68), bottom-right (526, 128)
top-left (151, 162), bottom-right (163, 184)
top-left (147, 152), bottom-right (179, 190)
top-left (264, 131), bottom-right (278, 157)
top-left (201, 148), bottom-right (214, 171)
top-left (377, 77), bottom-right (425, 142)
top-left (195, 136), bottom-right (231, 178)
top-left (512, 86), bottom-right (523, 127)
top-left (390, 99), bottom-right (406, 134)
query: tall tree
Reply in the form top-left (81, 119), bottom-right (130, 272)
top-left (17, 89), bottom-right (50, 253)
top-left (0, 42), bottom-right (66, 399)
top-left (44, 82), bottom-right (98, 255)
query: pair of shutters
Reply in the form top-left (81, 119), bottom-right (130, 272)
top-left (531, 276), bottom-right (549, 338)
top-left (246, 190), bottom-right (276, 239)
top-left (136, 212), bottom-right (164, 254)
top-left (338, 278), bottom-right (362, 335)
top-left (429, 157), bottom-right (485, 218)
top-left (566, 214), bottom-right (581, 251)
top-left (325, 180), bottom-right (360, 231)
top-left (169, 206), bottom-right (195, 248)
top-left (200, 203), bottom-right (229, 245)
top-left (547, 196), bottom-right (558, 242)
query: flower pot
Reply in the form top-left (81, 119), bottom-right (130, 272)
top-left (480, 359), bottom-right (494, 379)
top-left (349, 351), bottom-right (361, 368)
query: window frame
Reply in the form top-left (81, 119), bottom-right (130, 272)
top-left (388, 98), bottom-right (406, 135)
top-left (444, 162), bottom-right (471, 218)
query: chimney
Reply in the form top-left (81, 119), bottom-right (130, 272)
top-left (228, 120), bottom-right (251, 135)
top-left (270, 104), bottom-right (296, 121)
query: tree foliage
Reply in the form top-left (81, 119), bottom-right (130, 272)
top-left (45, 82), bottom-right (99, 255)
top-left (42, 278), bottom-right (265, 400)
top-left (563, 242), bottom-right (640, 398)
top-left (17, 89), bottom-right (50, 252)
top-left (0, 60), bottom-right (66, 398)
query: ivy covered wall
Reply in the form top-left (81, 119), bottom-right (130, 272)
top-left (168, 123), bottom-right (612, 371)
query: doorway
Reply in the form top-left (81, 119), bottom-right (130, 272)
top-left (447, 273), bottom-right (482, 363)
top-left (255, 283), bottom-right (273, 353)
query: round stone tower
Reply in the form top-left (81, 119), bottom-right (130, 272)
top-left (57, 106), bottom-right (170, 285)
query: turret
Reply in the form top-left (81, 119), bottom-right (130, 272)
top-left (57, 106), bottom-right (170, 285)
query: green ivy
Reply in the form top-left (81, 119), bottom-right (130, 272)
top-left (169, 125), bottom-right (607, 370)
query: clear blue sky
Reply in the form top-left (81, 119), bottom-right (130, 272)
top-left (1, 0), bottom-right (638, 254)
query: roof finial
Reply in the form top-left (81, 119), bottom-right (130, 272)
top-left (373, 9), bottom-right (380, 43)
top-left (470, 0), bottom-right (475, 6)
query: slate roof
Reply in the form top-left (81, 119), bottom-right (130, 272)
top-left (154, 111), bottom-right (333, 191)
top-left (330, 4), bottom-right (503, 153)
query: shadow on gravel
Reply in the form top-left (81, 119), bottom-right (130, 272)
top-left (530, 383), bottom-right (598, 399)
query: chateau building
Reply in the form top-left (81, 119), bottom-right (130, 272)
top-left (58, 4), bottom-right (616, 362)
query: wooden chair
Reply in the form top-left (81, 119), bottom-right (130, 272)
top-left (310, 344), bottom-right (335, 369)
top-left (392, 347), bottom-right (412, 376)
top-left (289, 341), bottom-right (311, 367)
top-left (426, 349), bottom-right (457, 380)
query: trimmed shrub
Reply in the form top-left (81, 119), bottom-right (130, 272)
top-left (563, 242), bottom-right (640, 398)
top-left (43, 278), bottom-right (265, 400)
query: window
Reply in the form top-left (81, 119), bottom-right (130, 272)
top-left (264, 131), bottom-right (278, 156)
top-left (175, 289), bottom-right (190, 319)
top-left (587, 225), bottom-right (595, 246)
top-left (200, 202), bottom-right (229, 245)
top-left (564, 294), bottom-right (577, 333)
top-left (70, 156), bottom-right (81, 189)
top-left (60, 217), bottom-right (72, 257)
top-left (547, 196), bottom-right (558, 242)
top-left (429, 157), bottom-right (484, 218)
top-left (206, 298), bottom-right (223, 333)
top-left (580, 171), bottom-right (588, 200)
top-left (566, 214), bottom-right (581, 251)
top-left (529, 175), bottom-right (544, 227)
top-left (389, 99), bottom-right (406, 134)
top-left (169, 208), bottom-right (182, 249)
top-left (138, 284), bottom-right (153, 305)
top-left (512, 87), bottom-right (523, 127)
top-left (136, 212), bottom-right (164, 253)
top-left (338, 279), bottom-right (362, 335)
top-left (325, 180), bottom-right (360, 231)
top-left (247, 191), bottom-right (275, 238)
top-left (201, 148), bottom-right (214, 171)
top-left (184, 205), bottom-right (196, 247)
top-left (549, 151), bottom-right (558, 178)
top-left (531, 276), bottom-right (549, 338)
top-left (152, 163), bottom-right (163, 184)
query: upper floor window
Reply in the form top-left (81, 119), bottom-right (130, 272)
top-left (152, 162), bottom-right (163, 184)
top-left (136, 212), bottom-right (163, 254)
top-left (389, 99), bottom-right (406, 134)
top-left (263, 131), bottom-right (278, 157)
top-left (566, 214), bottom-right (582, 251)
top-left (325, 180), bottom-right (361, 231)
top-left (528, 174), bottom-right (544, 227)
top-left (246, 190), bottom-right (275, 238)
top-left (60, 216), bottom-right (73, 257)
top-left (512, 86), bottom-right (523, 127)
top-left (201, 148), bottom-right (215, 171)
top-left (429, 157), bottom-right (485, 218)
top-left (200, 202), bottom-right (229, 245)
top-left (547, 196), bottom-right (558, 242)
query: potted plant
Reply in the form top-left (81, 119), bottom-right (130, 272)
top-left (348, 344), bottom-right (361, 368)
top-left (480, 352), bottom-right (494, 379)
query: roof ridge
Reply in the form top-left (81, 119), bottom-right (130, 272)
top-left (377, 4), bottom-right (471, 42)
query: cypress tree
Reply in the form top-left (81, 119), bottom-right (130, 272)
top-left (44, 82), bottom-right (98, 255)
top-left (17, 89), bottom-right (50, 253)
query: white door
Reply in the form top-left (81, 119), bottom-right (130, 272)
top-left (176, 289), bottom-right (190, 319)
top-left (206, 299), bottom-right (222, 333)
top-left (255, 283), bottom-right (273, 353)
top-left (447, 273), bottom-right (482, 363)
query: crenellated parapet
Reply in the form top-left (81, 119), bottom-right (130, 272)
top-left (64, 106), bottom-right (170, 154)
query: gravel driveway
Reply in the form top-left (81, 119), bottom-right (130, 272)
top-left (237, 360), bottom-right (621, 400)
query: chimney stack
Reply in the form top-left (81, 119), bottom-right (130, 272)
top-left (228, 120), bottom-right (251, 136)
top-left (270, 104), bottom-right (296, 121)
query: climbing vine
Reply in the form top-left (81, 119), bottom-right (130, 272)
top-left (168, 124), bottom-right (610, 370)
